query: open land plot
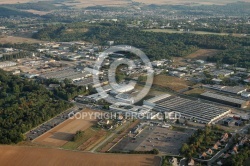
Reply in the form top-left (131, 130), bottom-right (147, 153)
top-left (0, 36), bottom-right (42, 44)
top-left (22, 10), bottom-right (52, 15)
top-left (185, 49), bottom-right (221, 60)
top-left (0, 146), bottom-right (161, 166)
top-left (153, 75), bottom-right (192, 91)
top-left (33, 109), bottom-right (101, 147)
top-left (184, 88), bottom-right (206, 97)
top-left (62, 126), bottom-right (107, 151)
top-left (143, 29), bottom-right (246, 37)
top-left (111, 125), bottom-right (195, 155)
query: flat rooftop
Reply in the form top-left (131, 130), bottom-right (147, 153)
top-left (152, 96), bottom-right (230, 124)
top-left (201, 92), bottom-right (247, 105)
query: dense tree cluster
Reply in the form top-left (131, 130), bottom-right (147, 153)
top-left (3, 1), bottom-right (61, 12)
top-left (0, 70), bottom-right (72, 144)
top-left (110, 148), bottom-right (159, 154)
top-left (207, 47), bottom-right (250, 68)
top-left (54, 82), bottom-right (88, 101)
top-left (43, 78), bottom-right (90, 101)
top-left (0, 7), bottom-right (36, 17)
top-left (180, 126), bottom-right (222, 158)
top-left (223, 144), bottom-right (250, 166)
top-left (72, 130), bottom-right (84, 142)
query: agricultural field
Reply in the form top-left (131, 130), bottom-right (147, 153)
top-left (0, 146), bottom-right (161, 166)
top-left (33, 109), bottom-right (100, 147)
top-left (153, 75), bottom-right (192, 91)
top-left (22, 9), bottom-right (52, 15)
top-left (61, 0), bottom-right (128, 8)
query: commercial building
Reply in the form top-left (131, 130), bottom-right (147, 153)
top-left (144, 94), bottom-right (230, 124)
top-left (201, 92), bottom-right (249, 108)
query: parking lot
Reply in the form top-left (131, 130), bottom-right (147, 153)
top-left (111, 125), bottom-right (195, 155)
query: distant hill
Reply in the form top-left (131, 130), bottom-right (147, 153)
top-left (0, 6), bottom-right (37, 17)
top-left (0, 0), bottom-right (249, 7)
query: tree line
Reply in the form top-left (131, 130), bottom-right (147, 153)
top-left (33, 22), bottom-right (250, 63)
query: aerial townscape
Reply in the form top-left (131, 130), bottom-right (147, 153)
top-left (1, 0), bottom-right (250, 166)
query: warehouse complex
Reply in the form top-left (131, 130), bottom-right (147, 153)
top-left (201, 92), bottom-right (249, 108)
top-left (144, 94), bottom-right (231, 124)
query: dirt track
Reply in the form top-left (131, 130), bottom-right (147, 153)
top-left (0, 146), bottom-right (161, 166)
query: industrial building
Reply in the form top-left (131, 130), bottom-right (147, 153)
top-left (223, 117), bottom-right (234, 126)
top-left (40, 68), bottom-right (92, 82)
top-left (110, 102), bottom-right (151, 117)
top-left (144, 94), bottom-right (230, 124)
top-left (0, 61), bottom-right (17, 68)
top-left (75, 92), bottom-right (109, 103)
top-left (115, 93), bottom-right (134, 104)
top-left (203, 85), bottom-right (247, 95)
top-left (201, 92), bottom-right (249, 108)
top-left (212, 69), bottom-right (234, 77)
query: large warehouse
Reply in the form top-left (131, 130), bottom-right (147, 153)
top-left (144, 94), bottom-right (231, 124)
top-left (201, 92), bottom-right (249, 108)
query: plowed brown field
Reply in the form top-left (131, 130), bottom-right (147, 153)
top-left (0, 146), bottom-right (161, 166)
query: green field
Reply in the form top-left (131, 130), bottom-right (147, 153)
top-left (62, 127), bottom-right (100, 150)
